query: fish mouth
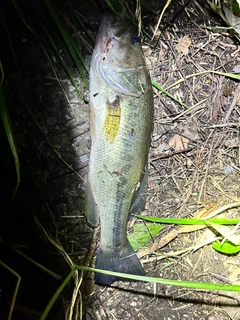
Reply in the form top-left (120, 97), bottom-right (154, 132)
top-left (92, 13), bottom-right (144, 97)
top-left (99, 12), bottom-right (133, 41)
top-left (110, 19), bottom-right (132, 39)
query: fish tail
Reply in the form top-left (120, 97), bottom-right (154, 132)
top-left (95, 241), bottom-right (145, 285)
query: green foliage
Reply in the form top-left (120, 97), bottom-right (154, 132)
top-left (135, 215), bottom-right (240, 225)
top-left (104, 0), bottom-right (123, 14)
top-left (12, 0), bottom-right (90, 100)
top-left (128, 222), bottom-right (164, 250)
top-left (40, 264), bottom-right (240, 319)
top-left (0, 67), bottom-right (20, 201)
top-left (152, 79), bottom-right (190, 109)
top-left (232, 0), bottom-right (240, 16)
top-left (212, 240), bottom-right (240, 254)
top-left (44, 0), bottom-right (89, 90)
top-left (207, 0), bottom-right (240, 39)
top-left (0, 1), bottom-right (93, 202)
top-left (136, 214), bottom-right (240, 255)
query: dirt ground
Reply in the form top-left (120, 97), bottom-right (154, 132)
top-left (1, 1), bottom-right (240, 319)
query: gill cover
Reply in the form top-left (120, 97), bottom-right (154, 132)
top-left (92, 13), bottom-right (147, 97)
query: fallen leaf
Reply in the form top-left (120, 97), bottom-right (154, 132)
top-left (176, 35), bottom-right (191, 55)
top-left (169, 134), bottom-right (189, 151)
top-left (177, 117), bottom-right (200, 141)
top-left (186, 159), bottom-right (193, 167)
top-left (128, 223), bottom-right (164, 250)
top-left (224, 137), bottom-right (239, 148)
top-left (195, 202), bottom-right (219, 218)
top-left (233, 65), bottom-right (240, 73)
top-left (229, 267), bottom-right (240, 283)
top-left (223, 83), bottom-right (235, 96)
top-left (148, 203), bottom-right (218, 250)
top-left (212, 240), bottom-right (240, 254)
top-left (223, 5), bottom-right (240, 36)
top-left (206, 222), bottom-right (240, 246)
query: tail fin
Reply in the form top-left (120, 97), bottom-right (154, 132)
top-left (95, 241), bottom-right (145, 285)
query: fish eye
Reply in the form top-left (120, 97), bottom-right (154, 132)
top-left (131, 36), bottom-right (141, 45)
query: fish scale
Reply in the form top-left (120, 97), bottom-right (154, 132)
top-left (85, 12), bottom-right (154, 285)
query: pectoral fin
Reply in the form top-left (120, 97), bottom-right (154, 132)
top-left (85, 181), bottom-right (99, 227)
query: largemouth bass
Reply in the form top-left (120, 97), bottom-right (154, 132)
top-left (85, 13), bottom-right (154, 285)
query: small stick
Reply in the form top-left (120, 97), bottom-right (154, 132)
top-left (223, 83), bottom-right (240, 122)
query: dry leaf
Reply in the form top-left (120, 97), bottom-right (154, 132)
top-left (194, 228), bottom-right (220, 251)
top-left (223, 5), bottom-right (240, 36)
top-left (229, 268), bottom-right (240, 283)
top-left (224, 137), bottom-right (240, 148)
top-left (149, 229), bottom-right (178, 251)
top-left (233, 65), bottom-right (240, 73)
top-left (176, 35), bottom-right (191, 55)
top-left (177, 117), bottom-right (200, 141)
top-left (206, 222), bottom-right (240, 246)
top-left (186, 159), bottom-right (193, 167)
top-left (223, 83), bottom-right (235, 97)
top-left (177, 202), bottom-right (218, 233)
top-left (169, 134), bottom-right (189, 151)
top-left (149, 203), bottom-right (219, 250)
top-left (224, 258), bottom-right (240, 283)
top-left (195, 202), bottom-right (219, 218)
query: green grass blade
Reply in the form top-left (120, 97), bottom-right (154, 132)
top-left (0, 260), bottom-right (21, 320)
top-left (44, 0), bottom-right (89, 89)
top-left (152, 79), bottom-right (190, 108)
top-left (212, 240), bottom-right (240, 254)
top-left (77, 266), bottom-right (240, 292)
top-left (128, 223), bottom-right (164, 250)
top-left (104, 0), bottom-right (122, 14)
top-left (40, 264), bottom-right (240, 319)
top-left (12, 1), bottom-right (88, 99)
top-left (0, 66), bottom-right (20, 201)
top-left (45, 32), bottom-right (84, 100)
top-left (40, 268), bottom-right (75, 320)
top-left (72, 10), bottom-right (95, 44)
top-left (135, 215), bottom-right (240, 225)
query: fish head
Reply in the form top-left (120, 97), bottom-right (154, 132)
top-left (92, 13), bottom-right (149, 97)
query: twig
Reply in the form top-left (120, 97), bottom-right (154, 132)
top-left (202, 202), bottom-right (240, 220)
top-left (223, 83), bottom-right (240, 122)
